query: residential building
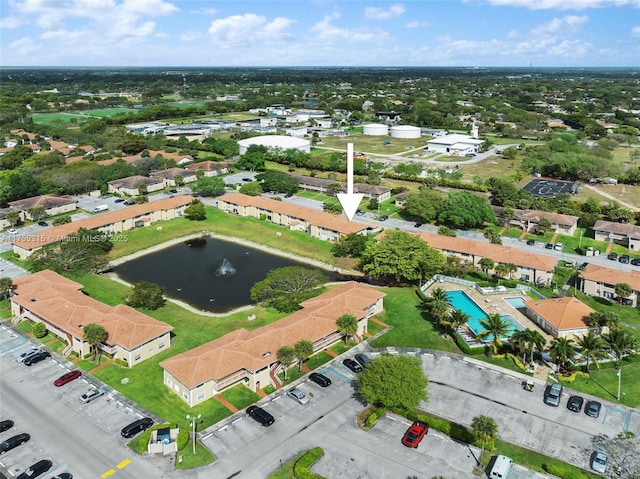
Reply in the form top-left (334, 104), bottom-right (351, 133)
top-left (149, 168), bottom-right (197, 187)
top-left (592, 220), bottom-right (640, 251)
top-left (492, 206), bottom-right (579, 235)
top-left (581, 263), bottom-right (640, 307)
top-left (184, 160), bottom-right (229, 177)
top-left (160, 282), bottom-right (385, 406)
top-left (8, 194), bottom-right (77, 221)
top-left (522, 297), bottom-right (597, 339)
top-left (107, 175), bottom-right (165, 196)
top-left (289, 174), bottom-right (392, 203)
top-left (217, 193), bottom-right (368, 241)
top-left (10, 270), bottom-right (172, 366)
top-left (11, 195), bottom-right (192, 259)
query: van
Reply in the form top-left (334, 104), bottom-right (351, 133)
top-left (246, 405), bottom-right (274, 427)
top-left (489, 455), bottom-right (514, 479)
top-left (93, 204), bottom-right (109, 213)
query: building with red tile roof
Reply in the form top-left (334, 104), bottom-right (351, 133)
top-left (217, 193), bottom-right (369, 241)
top-left (184, 160), bottom-right (229, 176)
top-left (160, 281), bottom-right (385, 406)
top-left (8, 194), bottom-right (77, 221)
top-left (107, 175), bottom-right (165, 196)
top-left (593, 220), bottom-right (640, 251)
top-left (10, 270), bottom-right (172, 366)
top-left (523, 297), bottom-right (596, 339)
top-left (581, 263), bottom-right (640, 307)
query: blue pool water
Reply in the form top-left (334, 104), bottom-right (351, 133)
top-left (504, 296), bottom-right (527, 309)
top-left (445, 290), bottom-right (523, 339)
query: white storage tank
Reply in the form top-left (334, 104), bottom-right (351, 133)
top-left (390, 125), bottom-right (421, 139)
top-left (363, 123), bottom-right (389, 136)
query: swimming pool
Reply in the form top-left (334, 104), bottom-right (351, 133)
top-left (504, 296), bottom-right (527, 309)
top-left (446, 290), bottom-right (523, 339)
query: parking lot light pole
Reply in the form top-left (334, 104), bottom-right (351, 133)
top-left (186, 414), bottom-right (201, 454)
top-left (617, 369), bottom-right (621, 401)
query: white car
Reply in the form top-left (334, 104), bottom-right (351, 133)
top-left (80, 387), bottom-right (106, 403)
top-left (591, 451), bottom-right (608, 474)
top-left (286, 387), bottom-right (309, 405)
top-left (6, 229), bottom-right (18, 235)
top-left (554, 243), bottom-right (563, 251)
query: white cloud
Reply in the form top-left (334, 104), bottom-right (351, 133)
top-left (632, 25), bottom-right (640, 35)
top-left (311, 12), bottom-right (386, 42)
top-left (8, 36), bottom-right (43, 57)
top-left (486, 0), bottom-right (640, 10)
top-left (364, 3), bottom-right (405, 20)
top-left (405, 20), bottom-right (428, 28)
top-left (190, 8), bottom-right (217, 15)
top-left (0, 15), bottom-right (27, 29)
top-left (207, 14), bottom-right (295, 46)
top-left (180, 31), bottom-right (204, 42)
top-left (531, 15), bottom-right (588, 34)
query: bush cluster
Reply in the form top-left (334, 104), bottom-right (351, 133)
top-left (293, 447), bottom-right (325, 479)
top-left (364, 407), bottom-right (387, 428)
top-left (543, 463), bottom-right (587, 479)
top-left (32, 322), bottom-right (47, 338)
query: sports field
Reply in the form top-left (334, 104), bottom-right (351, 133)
top-left (32, 108), bottom-right (135, 125)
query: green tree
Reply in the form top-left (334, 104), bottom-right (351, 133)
top-left (478, 257), bottom-right (495, 275)
top-left (52, 215), bottom-right (72, 226)
top-left (437, 191), bottom-right (496, 229)
top-left (32, 322), bottom-right (47, 339)
top-left (614, 283), bottom-right (632, 309)
top-left (191, 176), bottom-right (225, 196)
top-left (255, 170), bottom-right (299, 194)
top-left (125, 281), bottom-right (166, 310)
top-left (548, 337), bottom-right (576, 370)
top-left (331, 233), bottom-right (368, 258)
top-left (238, 182), bottom-right (263, 196)
top-left (83, 323), bottom-right (108, 362)
top-left (250, 266), bottom-right (329, 312)
top-left (422, 287), bottom-right (451, 329)
top-left (277, 345), bottom-right (295, 380)
top-left (527, 329), bottom-right (547, 365)
top-left (336, 314), bottom-right (359, 345)
top-left (602, 329), bottom-right (636, 369)
top-left (360, 229), bottom-right (445, 285)
top-left (476, 313), bottom-right (511, 354)
top-left (471, 415), bottom-right (498, 463)
top-left (294, 339), bottom-right (314, 372)
top-left (356, 354), bottom-right (428, 410)
top-left (323, 202), bottom-right (343, 215)
top-left (27, 206), bottom-right (46, 222)
top-left (6, 210), bottom-right (20, 227)
top-left (587, 310), bottom-right (620, 332)
top-left (184, 199), bottom-right (206, 221)
top-left (0, 277), bottom-right (14, 299)
top-left (403, 189), bottom-right (442, 223)
top-left (537, 218), bottom-right (553, 235)
top-left (509, 329), bottom-right (530, 364)
top-left (448, 309), bottom-right (470, 339)
top-left (575, 331), bottom-right (606, 371)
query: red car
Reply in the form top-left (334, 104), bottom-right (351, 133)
top-left (402, 421), bottom-right (428, 448)
top-left (54, 370), bottom-right (82, 387)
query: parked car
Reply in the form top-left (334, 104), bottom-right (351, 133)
top-left (619, 254), bottom-right (630, 264)
top-left (16, 459), bottom-right (52, 479)
top-left (355, 209), bottom-right (365, 216)
top-left (354, 353), bottom-right (371, 368)
top-left (0, 420), bottom-right (14, 433)
top-left (121, 417), bottom-right (154, 438)
top-left (414, 222), bottom-right (423, 228)
top-left (585, 400), bottom-right (602, 418)
top-left (114, 198), bottom-right (125, 203)
top-left (543, 383), bottom-right (563, 407)
top-left (379, 215), bottom-right (389, 221)
top-left (567, 395), bottom-right (584, 412)
top-left (246, 406), bottom-right (274, 427)
top-left (50, 473), bottom-right (73, 479)
top-left (342, 358), bottom-right (363, 373)
top-left (23, 350), bottom-right (50, 366)
top-left (309, 372), bottom-right (331, 387)
top-left (54, 370), bottom-right (82, 387)
top-left (607, 252), bottom-right (618, 261)
top-left (401, 421), bottom-right (428, 448)
top-left (286, 388), bottom-right (309, 405)
top-left (545, 243), bottom-right (554, 249)
top-left (554, 243), bottom-right (563, 251)
top-left (80, 387), bottom-right (106, 404)
top-left (526, 239), bottom-right (535, 246)
top-left (0, 433), bottom-right (31, 455)
top-left (242, 178), bottom-right (252, 182)
top-left (37, 221), bottom-right (48, 227)
top-left (6, 228), bottom-right (18, 235)
top-left (591, 451), bottom-right (608, 474)
top-left (630, 258), bottom-right (640, 266)
top-left (16, 348), bottom-right (40, 363)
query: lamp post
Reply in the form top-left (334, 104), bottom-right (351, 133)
top-left (186, 414), bottom-right (201, 454)
top-left (579, 230), bottom-right (584, 249)
top-left (617, 369), bottom-right (622, 401)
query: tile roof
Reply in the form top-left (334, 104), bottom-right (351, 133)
top-left (160, 282), bottom-right (385, 388)
top-left (492, 206), bottom-right (578, 227)
top-left (150, 168), bottom-right (195, 180)
top-left (412, 231), bottom-right (558, 272)
top-left (107, 175), bottom-right (164, 188)
top-left (289, 173), bottom-right (392, 196)
top-left (524, 297), bottom-right (594, 331)
top-left (8, 194), bottom-right (76, 211)
top-left (592, 220), bottom-right (640, 237)
top-left (582, 263), bottom-right (640, 291)
top-left (220, 193), bottom-right (369, 235)
top-left (184, 160), bottom-right (228, 171)
top-left (11, 195), bottom-right (193, 250)
top-left (12, 270), bottom-right (172, 350)
top-left (96, 155), bottom-right (142, 166)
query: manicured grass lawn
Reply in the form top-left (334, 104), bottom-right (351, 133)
top-left (220, 384), bottom-right (261, 410)
top-left (304, 351), bottom-right (334, 370)
top-left (175, 441), bottom-right (217, 469)
top-left (329, 339), bottom-right (357, 356)
top-left (569, 359), bottom-right (640, 408)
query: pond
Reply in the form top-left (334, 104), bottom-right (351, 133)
top-left (111, 236), bottom-right (343, 313)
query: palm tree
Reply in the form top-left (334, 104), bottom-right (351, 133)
top-left (587, 311), bottom-right (620, 332)
top-left (423, 288), bottom-right (451, 329)
top-left (527, 330), bottom-right (546, 365)
top-left (509, 329), bottom-right (530, 364)
top-left (478, 257), bottom-right (494, 276)
top-left (336, 314), bottom-right (359, 346)
top-left (548, 337), bottom-right (576, 371)
top-left (476, 314), bottom-right (511, 354)
top-left (6, 210), bottom-right (20, 227)
top-left (294, 339), bottom-right (314, 372)
top-left (471, 415), bottom-right (498, 464)
top-left (575, 332), bottom-right (606, 372)
top-left (602, 329), bottom-right (636, 369)
top-left (277, 345), bottom-right (295, 380)
top-left (448, 309), bottom-right (470, 339)
top-left (0, 277), bottom-right (14, 300)
top-left (614, 283), bottom-right (632, 310)
top-left (494, 264), bottom-right (509, 286)
top-left (82, 323), bottom-right (108, 363)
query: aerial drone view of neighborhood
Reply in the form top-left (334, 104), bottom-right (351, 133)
top-left (1, 1), bottom-right (639, 479)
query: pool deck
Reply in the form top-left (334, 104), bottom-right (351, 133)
top-left (425, 281), bottom-right (554, 346)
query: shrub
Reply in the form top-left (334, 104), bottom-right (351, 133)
top-left (364, 407), bottom-right (387, 428)
top-left (415, 287), bottom-right (428, 302)
top-left (558, 371), bottom-right (590, 383)
top-left (543, 463), bottom-right (586, 479)
top-left (293, 447), bottom-right (325, 479)
top-left (32, 322), bottom-right (47, 338)
top-left (176, 427), bottom-right (189, 451)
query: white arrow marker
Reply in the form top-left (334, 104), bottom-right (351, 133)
top-left (336, 143), bottom-right (364, 221)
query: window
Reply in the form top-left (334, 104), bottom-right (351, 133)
top-left (183, 392), bottom-right (188, 400)
top-left (197, 392), bottom-right (205, 401)
top-left (159, 343), bottom-right (165, 349)
top-left (166, 378), bottom-right (172, 387)
top-left (134, 354), bottom-right (141, 361)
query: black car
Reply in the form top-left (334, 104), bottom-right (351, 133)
top-left (246, 406), bottom-right (274, 427)
top-left (567, 395), bottom-right (584, 412)
top-left (50, 474), bottom-right (73, 479)
top-left (342, 358), bottom-right (363, 373)
top-left (309, 372), bottom-right (331, 387)
top-left (619, 255), bottom-right (630, 264)
top-left (545, 243), bottom-right (554, 249)
top-left (121, 417), bottom-right (154, 438)
top-left (631, 258), bottom-right (640, 266)
top-left (414, 222), bottom-right (423, 228)
top-left (23, 350), bottom-right (50, 366)
top-left (526, 239), bottom-right (535, 246)
top-left (0, 420), bottom-right (13, 433)
top-left (354, 353), bottom-right (371, 368)
top-left (607, 252), bottom-right (618, 261)
top-left (37, 221), bottom-right (48, 227)
top-left (379, 215), bottom-right (389, 221)
top-left (585, 400), bottom-right (602, 418)
top-left (16, 459), bottom-right (52, 479)
top-left (0, 433), bottom-right (31, 455)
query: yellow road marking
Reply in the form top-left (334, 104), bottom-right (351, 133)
top-left (117, 458), bottom-right (131, 469)
top-left (101, 470), bottom-right (116, 478)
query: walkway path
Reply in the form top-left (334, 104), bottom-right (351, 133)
top-left (213, 394), bottom-right (239, 414)
top-left (87, 358), bottom-right (115, 374)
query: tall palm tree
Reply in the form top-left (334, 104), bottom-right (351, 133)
top-left (448, 309), bottom-right (470, 339)
top-left (527, 330), bottom-right (546, 365)
top-left (423, 288), bottom-right (451, 329)
top-left (336, 314), bottom-right (359, 346)
top-left (277, 345), bottom-right (295, 380)
top-left (294, 340), bottom-right (314, 372)
top-left (575, 332), bottom-right (606, 372)
top-left (548, 337), bottom-right (576, 370)
top-left (509, 329), bottom-right (530, 364)
top-left (614, 283), bottom-right (632, 310)
top-left (587, 311), bottom-right (620, 332)
top-left (471, 415), bottom-right (498, 464)
top-left (602, 329), bottom-right (636, 369)
top-left (0, 277), bottom-right (14, 300)
top-left (478, 257), bottom-right (494, 276)
top-left (477, 314), bottom-right (511, 354)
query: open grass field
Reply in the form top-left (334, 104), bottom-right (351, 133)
top-left (316, 133), bottom-right (427, 156)
top-left (32, 108), bottom-right (135, 125)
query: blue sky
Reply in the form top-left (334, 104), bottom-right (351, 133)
top-left (0, 0), bottom-right (638, 67)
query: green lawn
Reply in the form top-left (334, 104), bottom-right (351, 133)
top-left (220, 384), bottom-right (261, 410)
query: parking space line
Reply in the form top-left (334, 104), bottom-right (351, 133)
top-left (117, 458), bottom-right (130, 469)
top-left (101, 469), bottom-right (116, 478)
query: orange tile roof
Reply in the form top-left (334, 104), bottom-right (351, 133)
top-left (12, 270), bottom-right (172, 350)
top-left (582, 263), bottom-right (640, 291)
top-left (524, 297), bottom-right (594, 331)
top-left (221, 193), bottom-right (368, 235)
top-left (407, 231), bottom-right (558, 272)
top-left (8, 194), bottom-right (75, 211)
top-left (11, 195), bottom-right (193, 251)
top-left (160, 282), bottom-right (385, 388)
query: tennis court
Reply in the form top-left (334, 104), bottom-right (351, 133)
top-left (522, 178), bottom-right (577, 198)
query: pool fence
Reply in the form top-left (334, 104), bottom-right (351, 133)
top-left (422, 275), bottom-right (546, 300)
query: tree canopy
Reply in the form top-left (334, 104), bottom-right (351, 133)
top-left (437, 191), bottom-right (496, 229)
top-left (250, 266), bottom-right (329, 312)
top-left (124, 281), bottom-right (166, 310)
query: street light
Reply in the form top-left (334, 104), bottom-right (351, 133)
top-left (186, 413), bottom-right (201, 454)
top-left (617, 369), bottom-right (622, 401)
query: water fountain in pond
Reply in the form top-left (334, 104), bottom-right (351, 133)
top-left (215, 258), bottom-right (237, 277)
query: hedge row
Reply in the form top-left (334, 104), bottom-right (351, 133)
top-left (293, 447), bottom-right (325, 479)
top-left (399, 408), bottom-right (476, 445)
top-left (364, 407), bottom-right (387, 428)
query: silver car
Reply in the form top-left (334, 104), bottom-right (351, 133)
top-left (16, 348), bottom-right (40, 363)
top-left (591, 451), bottom-right (608, 474)
top-left (80, 387), bottom-right (106, 403)
top-left (286, 388), bottom-right (309, 405)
